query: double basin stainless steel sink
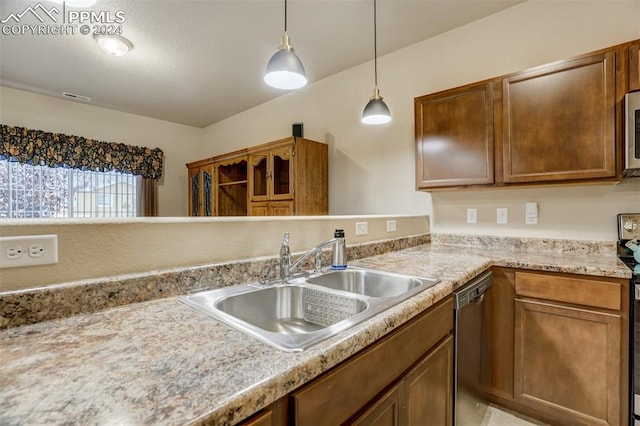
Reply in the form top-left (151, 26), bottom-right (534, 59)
top-left (179, 268), bottom-right (440, 352)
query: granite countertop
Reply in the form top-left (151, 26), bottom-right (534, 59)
top-left (0, 243), bottom-right (631, 425)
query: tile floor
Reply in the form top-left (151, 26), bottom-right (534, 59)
top-left (481, 405), bottom-right (549, 426)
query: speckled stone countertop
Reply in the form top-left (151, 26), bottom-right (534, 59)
top-left (0, 240), bottom-right (632, 425)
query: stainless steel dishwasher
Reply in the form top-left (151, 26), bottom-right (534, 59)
top-left (453, 270), bottom-right (493, 426)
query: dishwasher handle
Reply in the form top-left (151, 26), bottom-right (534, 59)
top-left (453, 270), bottom-right (493, 310)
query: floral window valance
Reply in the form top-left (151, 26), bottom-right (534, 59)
top-left (0, 124), bottom-right (164, 179)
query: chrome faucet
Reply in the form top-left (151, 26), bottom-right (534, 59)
top-left (279, 230), bottom-right (347, 283)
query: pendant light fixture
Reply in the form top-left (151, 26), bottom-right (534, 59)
top-left (361, 0), bottom-right (392, 125)
top-left (264, 0), bottom-right (307, 90)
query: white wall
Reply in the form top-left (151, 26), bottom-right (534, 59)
top-left (0, 86), bottom-right (203, 217)
top-left (200, 0), bottom-right (640, 241)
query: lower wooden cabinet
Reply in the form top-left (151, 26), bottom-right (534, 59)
top-left (291, 298), bottom-right (453, 426)
top-left (481, 268), bottom-right (628, 426)
top-left (350, 384), bottom-right (403, 426)
top-left (349, 336), bottom-right (453, 426)
top-left (514, 299), bottom-right (621, 425)
top-left (479, 267), bottom-right (515, 401)
top-left (403, 336), bottom-right (453, 426)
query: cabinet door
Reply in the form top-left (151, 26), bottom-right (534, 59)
top-left (502, 51), bottom-right (616, 182)
top-left (249, 153), bottom-right (269, 201)
top-left (479, 267), bottom-right (515, 401)
top-left (269, 201), bottom-right (294, 216)
top-left (350, 384), bottom-right (403, 426)
top-left (240, 410), bottom-right (272, 426)
top-left (201, 163), bottom-right (215, 216)
top-left (188, 167), bottom-right (201, 216)
top-left (270, 146), bottom-right (294, 200)
top-left (629, 43), bottom-right (640, 92)
top-left (514, 299), bottom-right (621, 425)
top-left (249, 202), bottom-right (269, 216)
top-left (404, 336), bottom-right (453, 426)
top-left (415, 81), bottom-right (494, 188)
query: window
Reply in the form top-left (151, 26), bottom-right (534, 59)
top-left (0, 159), bottom-right (138, 218)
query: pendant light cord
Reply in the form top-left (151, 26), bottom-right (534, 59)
top-left (284, 0), bottom-right (288, 32)
top-left (374, 0), bottom-right (378, 87)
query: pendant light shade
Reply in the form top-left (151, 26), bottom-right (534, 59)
top-left (264, 0), bottom-right (307, 90)
top-left (362, 88), bottom-right (392, 125)
top-left (362, 0), bottom-right (391, 125)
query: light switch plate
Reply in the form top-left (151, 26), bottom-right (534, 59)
top-left (466, 208), bottom-right (477, 224)
top-left (497, 208), bottom-right (508, 224)
top-left (525, 202), bottom-right (538, 225)
top-left (386, 220), bottom-right (397, 232)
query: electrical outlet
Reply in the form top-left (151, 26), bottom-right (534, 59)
top-left (0, 235), bottom-right (58, 268)
top-left (466, 208), bottom-right (477, 224)
top-left (386, 220), bottom-right (397, 232)
top-left (6, 245), bottom-right (24, 260)
top-left (497, 208), bottom-right (508, 224)
top-left (355, 222), bottom-right (368, 236)
top-left (29, 244), bottom-right (45, 258)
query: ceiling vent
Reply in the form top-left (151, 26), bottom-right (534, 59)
top-left (62, 92), bottom-right (91, 102)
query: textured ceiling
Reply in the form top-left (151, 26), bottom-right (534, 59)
top-left (0, 0), bottom-right (522, 127)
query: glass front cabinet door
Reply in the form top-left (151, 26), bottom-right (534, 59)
top-left (249, 153), bottom-right (269, 201)
top-left (249, 145), bottom-right (294, 202)
top-left (270, 146), bottom-right (294, 200)
top-left (187, 163), bottom-right (215, 216)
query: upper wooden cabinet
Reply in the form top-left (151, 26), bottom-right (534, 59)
top-left (187, 136), bottom-right (327, 217)
top-left (629, 42), bottom-right (640, 92)
top-left (414, 41), bottom-right (639, 190)
top-left (502, 51), bottom-right (616, 183)
top-left (415, 81), bottom-right (495, 189)
top-left (248, 137), bottom-right (327, 216)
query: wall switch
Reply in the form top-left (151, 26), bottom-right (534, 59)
top-left (386, 220), bottom-right (397, 232)
top-left (497, 208), bottom-right (508, 224)
top-left (466, 208), bottom-right (478, 224)
top-left (0, 235), bottom-right (58, 268)
top-left (525, 202), bottom-right (538, 225)
top-left (355, 222), bottom-right (368, 236)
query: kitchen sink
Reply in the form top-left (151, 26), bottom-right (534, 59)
top-left (214, 284), bottom-right (368, 333)
top-left (179, 268), bottom-right (440, 352)
top-left (306, 269), bottom-right (438, 298)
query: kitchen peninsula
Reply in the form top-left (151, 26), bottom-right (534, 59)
top-left (0, 234), bottom-right (631, 425)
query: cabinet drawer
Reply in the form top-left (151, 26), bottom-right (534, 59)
top-left (515, 271), bottom-right (621, 311)
top-left (291, 298), bottom-right (453, 426)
